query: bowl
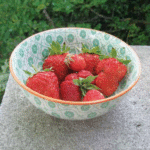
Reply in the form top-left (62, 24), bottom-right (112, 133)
top-left (9, 27), bottom-right (141, 120)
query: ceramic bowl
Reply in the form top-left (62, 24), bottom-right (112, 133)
top-left (9, 28), bottom-right (141, 120)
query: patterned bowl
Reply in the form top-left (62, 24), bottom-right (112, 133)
top-left (9, 28), bottom-right (141, 120)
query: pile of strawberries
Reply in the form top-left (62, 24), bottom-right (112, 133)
top-left (25, 42), bottom-right (131, 102)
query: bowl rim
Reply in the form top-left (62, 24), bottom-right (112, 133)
top-left (9, 27), bottom-right (141, 105)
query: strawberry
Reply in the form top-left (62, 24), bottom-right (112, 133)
top-left (24, 67), bottom-right (60, 99)
top-left (43, 42), bottom-right (70, 81)
top-left (60, 75), bottom-right (99, 101)
top-left (60, 80), bottom-right (81, 101)
top-left (83, 90), bottom-right (105, 101)
top-left (65, 54), bottom-right (86, 71)
top-left (73, 76), bottom-right (99, 97)
top-left (78, 70), bottom-right (93, 78)
top-left (43, 54), bottom-right (68, 82)
top-left (79, 53), bottom-right (94, 73)
top-left (103, 59), bottom-right (127, 82)
top-left (96, 58), bottom-right (127, 82)
top-left (96, 48), bottom-right (131, 82)
top-left (78, 70), bottom-right (95, 84)
top-left (92, 54), bottom-right (100, 74)
top-left (79, 45), bottom-right (101, 74)
top-left (95, 72), bottom-right (119, 96)
top-left (95, 58), bottom-right (108, 75)
top-left (65, 73), bottom-right (78, 81)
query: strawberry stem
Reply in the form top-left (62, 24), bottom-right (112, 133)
top-left (76, 47), bottom-right (82, 53)
top-left (23, 70), bottom-right (33, 77)
top-left (64, 54), bottom-right (74, 67)
top-left (43, 67), bottom-right (54, 72)
top-left (24, 66), bottom-right (53, 78)
top-left (73, 76), bottom-right (99, 97)
top-left (32, 64), bottom-right (39, 73)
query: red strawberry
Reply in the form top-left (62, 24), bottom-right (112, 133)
top-left (95, 72), bottom-right (119, 96)
top-left (93, 54), bottom-right (100, 74)
top-left (105, 57), bottom-right (119, 64)
top-left (73, 76), bottom-right (99, 98)
top-left (79, 45), bottom-right (101, 74)
top-left (79, 53), bottom-right (94, 73)
top-left (26, 71), bottom-right (60, 99)
top-left (95, 58), bottom-right (117, 74)
top-left (103, 59), bottom-right (127, 82)
top-left (43, 54), bottom-right (68, 81)
top-left (43, 42), bottom-right (70, 81)
top-left (95, 58), bottom-right (108, 74)
top-left (60, 80), bottom-right (81, 101)
top-left (95, 58), bottom-right (127, 82)
top-left (65, 54), bottom-right (86, 71)
top-left (83, 90), bottom-right (105, 101)
top-left (78, 70), bottom-right (93, 78)
top-left (79, 53), bottom-right (99, 74)
top-left (78, 70), bottom-right (95, 84)
top-left (65, 73), bottom-right (79, 81)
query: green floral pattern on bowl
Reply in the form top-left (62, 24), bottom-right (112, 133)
top-left (10, 28), bottom-right (141, 120)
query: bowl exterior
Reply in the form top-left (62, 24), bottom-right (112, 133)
top-left (10, 27), bottom-right (141, 120)
top-left (20, 86), bottom-right (122, 120)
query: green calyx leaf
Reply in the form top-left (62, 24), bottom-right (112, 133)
top-left (80, 88), bottom-right (87, 97)
top-left (81, 43), bottom-right (89, 53)
top-left (49, 41), bottom-right (61, 55)
top-left (32, 64), bottom-right (39, 73)
top-left (81, 76), bottom-right (97, 84)
top-left (86, 84), bottom-right (99, 90)
top-left (62, 42), bottom-right (70, 53)
top-left (110, 47), bottom-right (117, 58)
top-left (99, 54), bottom-right (110, 60)
top-left (110, 47), bottom-right (131, 65)
top-left (62, 42), bottom-right (66, 51)
top-left (43, 67), bottom-right (54, 72)
top-left (24, 65), bottom-right (54, 79)
top-left (81, 44), bottom-right (101, 55)
top-left (73, 79), bottom-right (80, 86)
top-left (99, 47), bottom-right (131, 65)
top-left (24, 65), bottom-right (40, 78)
top-left (90, 46), bottom-right (101, 55)
top-left (73, 76), bottom-right (99, 97)
top-left (99, 47), bottom-right (117, 60)
top-left (48, 41), bottom-right (70, 55)
top-left (117, 57), bottom-right (131, 65)
top-left (23, 70), bottom-right (32, 76)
